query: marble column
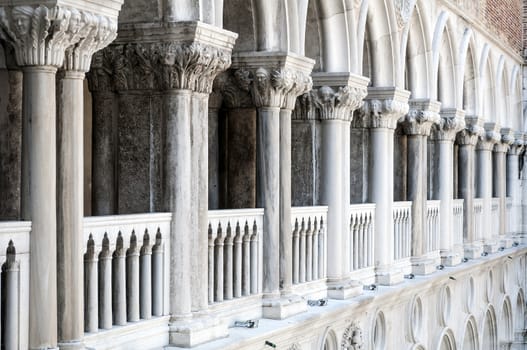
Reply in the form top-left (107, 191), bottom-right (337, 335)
top-left (430, 109), bottom-right (465, 266)
top-left (57, 22), bottom-right (118, 349)
top-left (232, 53), bottom-right (314, 319)
top-left (0, 4), bottom-right (121, 349)
top-left (476, 122), bottom-right (501, 253)
top-left (495, 128), bottom-right (514, 246)
top-left (310, 73), bottom-right (368, 298)
top-left (360, 87), bottom-right (410, 285)
top-left (506, 133), bottom-right (524, 237)
top-left (400, 100), bottom-right (441, 275)
top-left (456, 117), bottom-right (484, 258)
top-left (208, 89), bottom-right (222, 209)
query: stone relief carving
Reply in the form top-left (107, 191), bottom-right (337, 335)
top-left (309, 85), bottom-right (368, 122)
top-left (359, 97), bottom-right (410, 129)
top-left (212, 70), bottom-right (253, 109)
top-left (431, 113), bottom-right (466, 141)
top-left (0, 5), bottom-right (117, 69)
top-left (341, 322), bottom-right (363, 350)
top-left (395, 0), bottom-right (417, 29)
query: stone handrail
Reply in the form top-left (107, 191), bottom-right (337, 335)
top-left (452, 199), bottom-right (464, 247)
top-left (0, 221), bottom-right (31, 350)
top-left (426, 200), bottom-right (441, 253)
top-left (291, 206), bottom-right (327, 284)
top-left (208, 209), bottom-right (264, 303)
top-left (349, 204), bottom-right (376, 271)
top-left (83, 213), bottom-right (171, 332)
top-left (393, 201), bottom-right (412, 261)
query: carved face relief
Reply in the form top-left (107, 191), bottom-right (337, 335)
top-left (68, 10), bottom-right (82, 34)
top-left (319, 86), bottom-right (334, 104)
top-left (11, 7), bottom-right (32, 37)
top-left (255, 68), bottom-right (269, 89)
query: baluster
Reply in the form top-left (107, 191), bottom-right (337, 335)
top-left (233, 223), bottom-right (243, 298)
top-left (360, 214), bottom-right (366, 268)
top-left (84, 235), bottom-right (98, 332)
top-left (99, 234), bottom-right (112, 329)
top-left (312, 218), bottom-right (319, 280)
top-left (292, 219), bottom-right (299, 284)
top-left (112, 232), bottom-right (127, 326)
top-left (306, 218), bottom-right (313, 282)
top-left (224, 223), bottom-right (234, 300)
top-left (368, 213), bottom-right (374, 267)
top-left (362, 214), bottom-right (368, 268)
top-left (214, 224), bottom-right (225, 302)
top-left (207, 223), bottom-right (215, 304)
top-left (126, 231), bottom-right (140, 322)
top-left (351, 214), bottom-right (357, 270)
top-left (319, 218), bottom-right (325, 278)
top-left (140, 230), bottom-right (152, 320)
top-left (242, 223), bottom-right (251, 296)
top-left (393, 210), bottom-right (399, 260)
top-left (299, 218), bottom-right (306, 283)
top-left (3, 241), bottom-right (19, 350)
top-left (151, 230), bottom-right (164, 316)
top-left (250, 222), bottom-right (258, 294)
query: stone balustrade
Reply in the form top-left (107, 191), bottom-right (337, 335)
top-left (290, 206), bottom-right (327, 286)
top-left (491, 198), bottom-right (500, 238)
top-left (82, 213), bottom-right (171, 335)
top-left (207, 209), bottom-right (264, 304)
top-left (0, 221), bottom-right (30, 350)
top-left (393, 201), bottom-right (412, 261)
top-left (506, 197), bottom-right (513, 235)
top-left (426, 200), bottom-right (441, 253)
top-left (349, 204), bottom-right (376, 272)
top-left (473, 199), bottom-right (484, 242)
top-left (452, 199), bottom-right (465, 248)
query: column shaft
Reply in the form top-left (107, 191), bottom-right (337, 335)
top-left (476, 147), bottom-right (494, 244)
top-left (21, 66), bottom-right (58, 349)
top-left (493, 150), bottom-right (507, 236)
top-left (407, 135), bottom-right (426, 258)
top-left (436, 140), bottom-right (454, 253)
top-left (57, 71), bottom-right (85, 348)
top-left (507, 152), bottom-right (520, 233)
top-left (279, 108), bottom-right (292, 294)
top-left (458, 143), bottom-right (478, 249)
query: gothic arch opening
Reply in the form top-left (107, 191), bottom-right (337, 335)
top-left (461, 316), bottom-right (479, 350)
top-left (515, 291), bottom-right (525, 338)
top-left (482, 307), bottom-right (498, 350)
top-left (320, 328), bottom-right (338, 350)
top-left (499, 297), bottom-right (513, 348)
top-left (438, 329), bottom-right (457, 350)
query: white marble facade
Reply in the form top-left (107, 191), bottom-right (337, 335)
top-left (0, 0), bottom-right (526, 349)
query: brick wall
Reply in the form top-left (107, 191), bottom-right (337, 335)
top-left (482, 0), bottom-right (522, 53)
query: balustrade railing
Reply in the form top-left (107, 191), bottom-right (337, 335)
top-left (452, 199), bottom-right (464, 247)
top-left (0, 221), bottom-right (31, 350)
top-left (506, 197), bottom-right (512, 234)
top-left (491, 198), bottom-right (500, 236)
top-left (426, 200), bottom-right (441, 253)
top-left (473, 199), bottom-right (484, 241)
top-left (393, 202), bottom-right (412, 260)
top-left (83, 213), bottom-right (171, 333)
top-left (291, 206), bottom-right (327, 285)
top-left (208, 209), bottom-right (264, 304)
top-left (349, 204), bottom-right (375, 271)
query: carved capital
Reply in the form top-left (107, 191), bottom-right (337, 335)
top-left (358, 87), bottom-right (410, 129)
top-left (495, 127), bottom-right (515, 153)
top-left (456, 115), bottom-right (484, 146)
top-left (232, 52), bottom-right (314, 109)
top-left (292, 92), bottom-right (316, 120)
top-left (342, 321), bottom-right (363, 350)
top-left (431, 108), bottom-right (466, 141)
top-left (309, 84), bottom-right (367, 122)
top-left (476, 122), bottom-right (501, 151)
top-left (400, 99), bottom-right (441, 136)
top-left (0, 5), bottom-right (117, 68)
top-left (508, 132), bottom-right (525, 155)
top-left (212, 70), bottom-right (253, 108)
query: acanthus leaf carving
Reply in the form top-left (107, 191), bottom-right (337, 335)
top-left (341, 321), bottom-right (363, 350)
top-left (309, 84), bottom-right (367, 122)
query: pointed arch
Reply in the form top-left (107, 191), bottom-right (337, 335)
top-left (495, 55), bottom-right (509, 126)
top-left (481, 305), bottom-right (498, 350)
top-left (431, 11), bottom-right (457, 108)
top-left (437, 328), bottom-right (457, 350)
top-left (458, 29), bottom-right (479, 115)
top-left (515, 289), bottom-right (525, 337)
top-left (460, 315), bottom-right (479, 350)
top-left (509, 64), bottom-right (522, 130)
top-left (479, 44), bottom-right (497, 122)
top-left (499, 296), bottom-right (514, 347)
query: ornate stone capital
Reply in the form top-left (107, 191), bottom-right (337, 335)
top-left (508, 132), bottom-right (525, 155)
top-left (0, 5), bottom-right (118, 68)
top-left (212, 70), bottom-right (253, 109)
top-left (342, 321), bottom-right (363, 350)
top-left (431, 108), bottom-right (466, 141)
top-left (400, 99), bottom-right (441, 136)
top-left (456, 115), bottom-right (484, 146)
top-left (232, 52), bottom-right (314, 109)
top-left (476, 122), bottom-right (501, 151)
top-left (495, 127), bottom-right (515, 153)
top-left (292, 92), bottom-right (316, 120)
top-left (358, 87), bottom-right (410, 129)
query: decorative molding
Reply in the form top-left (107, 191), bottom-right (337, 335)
top-left (431, 108), bottom-right (466, 141)
top-left (0, 5), bottom-right (117, 69)
top-left (400, 99), bottom-right (441, 136)
top-left (341, 321), bottom-right (363, 350)
top-left (395, 0), bottom-right (417, 29)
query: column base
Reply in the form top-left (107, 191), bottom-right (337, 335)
top-left (168, 315), bottom-right (228, 348)
top-left (440, 251), bottom-right (462, 267)
top-left (483, 240), bottom-right (499, 254)
top-left (327, 279), bottom-right (363, 299)
top-left (262, 293), bottom-right (307, 320)
top-left (58, 341), bottom-right (85, 350)
top-left (500, 237), bottom-right (514, 248)
top-left (411, 256), bottom-right (440, 275)
top-left (463, 242), bottom-right (483, 259)
top-left (375, 266), bottom-right (403, 286)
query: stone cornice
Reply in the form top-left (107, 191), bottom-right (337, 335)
top-left (476, 122), bottom-right (501, 151)
top-left (0, 5), bottom-right (118, 68)
top-left (431, 108), bottom-right (466, 141)
top-left (400, 99), bottom-right (441, 136)
top-left (456, 115), bottom-right (484, 146)
top-left (356, 87), bottom-right (410, 129)
top-left (231, 52), bottom-right (314, 109)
